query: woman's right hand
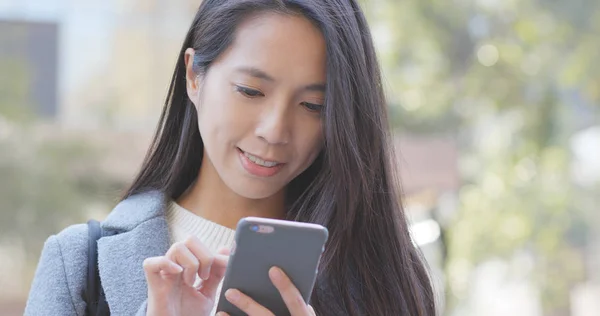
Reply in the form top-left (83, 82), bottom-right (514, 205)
top-left (143, 236), bottom-right (229, 316)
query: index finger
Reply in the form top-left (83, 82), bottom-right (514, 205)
top-left (184, 236), bottom-right (214, 280)
top-left (269, 267), bottom-right (311, 315)
top-left (198, 253), bottom-right (229, 299)
top-left (211, 253), bottom-right (229, 278)
top-left (224, 289), bottom-right (275, 316)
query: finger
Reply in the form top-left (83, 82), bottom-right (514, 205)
top-left (143, 256), bottom-right (183, 288)
top-left (215, 312), bottom-right (230, 316)
top-left (269, 267), bottom-right (310, 315)
top-left (224, 289), bottom-right (275, 316)
top-left (212, 253), bottom-right (229, 274)
top-left (166, 242), bottom-right (199, 287)
top-left (308, 305), bottom-right (316, 315)
top-left (217, 246), bottom-right (231, 256)
top-left (199, 254), bottom-right (229, 298)
top-left (184, 236), bottom-right (214, 280)
top-left (143, 256), bottom-right (183, 276)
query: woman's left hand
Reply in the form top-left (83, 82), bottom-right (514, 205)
top-left (216, 266), bottom-right (316, 316)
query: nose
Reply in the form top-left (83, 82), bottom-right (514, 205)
top-left (254, 105), bottom-right (291, 145)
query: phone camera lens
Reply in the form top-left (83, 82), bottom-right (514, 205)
top-left (251, 225), bottom-right (259, 232)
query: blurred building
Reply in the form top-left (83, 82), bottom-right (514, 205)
top-left (0, 0), bottom-right (199, 130)
top-left (0, 20), bottom-right (58, 118)
top-left (64, 0), bottom-right (199, 130)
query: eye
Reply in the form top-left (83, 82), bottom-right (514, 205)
top-left (235, 85), bottom-right (264, 98)
top-left (301, 102), bottom-right (324, 113)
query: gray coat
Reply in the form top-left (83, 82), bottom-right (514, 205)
top-left (25, 190), bottom-right (171, 316)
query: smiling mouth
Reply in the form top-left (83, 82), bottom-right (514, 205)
top-left (237, 148), bottom-right (281, 168)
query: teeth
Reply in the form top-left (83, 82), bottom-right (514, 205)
top-left (244, 152), bottom-right (279, 167)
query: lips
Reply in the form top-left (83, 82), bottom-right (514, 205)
top-left (237, 148), bottom-right (285, 178)
top-left (242, 151), bottom-right (280, 167)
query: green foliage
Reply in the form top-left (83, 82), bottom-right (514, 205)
top-left (0, 125), bottom-right (123, 259)
top-left (362, 0), bottom-right (599, 314)
top-left (0, 58), bottom-right (35, 122)
top-left (0, 57), bottom-right (122, 260)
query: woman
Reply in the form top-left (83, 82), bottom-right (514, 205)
top-left (25, 0), bottom-right (436, 315)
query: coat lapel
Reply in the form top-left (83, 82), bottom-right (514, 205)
top-left (97, 190), bottom-right (171, 316)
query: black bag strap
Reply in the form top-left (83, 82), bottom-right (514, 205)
top-left (84, 219), bottom-right (114, 316)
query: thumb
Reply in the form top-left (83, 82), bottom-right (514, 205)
top-left (218, 243), bottom-right (233, 256)
top-left (198, 253), bottom-right (229, 299)
top-left (218, 248), bottom-right (231, 256)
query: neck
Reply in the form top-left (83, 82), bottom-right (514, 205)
top-left (177, 154), bottom-right (286, 230)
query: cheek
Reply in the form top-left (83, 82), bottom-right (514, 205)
top-left (197, 92), bottom-right (250, 151)
top-left (297, 124), bottom-right (324, 164)
top-left (196, 73), bottom-right (231, 131)
top-left (197, 96), bottom-right (231, 154)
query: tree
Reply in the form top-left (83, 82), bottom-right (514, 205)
top-left (361, 0), bottom-right (599, 314)
top-left (0, 57), bottom-right (122, 262)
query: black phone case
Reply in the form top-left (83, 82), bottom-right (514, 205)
top-left (216, 217), bottom-right (328, 316)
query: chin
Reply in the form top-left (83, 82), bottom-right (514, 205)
top-left (229, 181), bottom-right (284, 200)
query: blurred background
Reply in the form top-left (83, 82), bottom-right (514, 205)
top-left (0, 0), bottom-right (598, 315)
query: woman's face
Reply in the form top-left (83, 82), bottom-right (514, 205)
top-left (185, 12), bottom-right (326, 199)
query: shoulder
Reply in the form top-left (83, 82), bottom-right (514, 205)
top-left (45, 223), bottom-right (90, 294)
top-left (51, 223), bottom-right (89, 266)
top-left (30, 223), bottom-right (90, 276)
top-left (53, 222), bottom-right (89, 245)
top-left (102, 189), bottom-right (168, 231)
top-left (25, 223), bottom-right (90, 315)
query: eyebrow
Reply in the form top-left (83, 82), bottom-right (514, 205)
top-left (303, 83), bottom-right (326, 93)
top-left (236, 67), bottom-right (275, 82)
top-left (234, 66), bottom-right (326, 93)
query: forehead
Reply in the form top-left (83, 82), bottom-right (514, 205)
top-left (215, 12), bottom-right (327, 80)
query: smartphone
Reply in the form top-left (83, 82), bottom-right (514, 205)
top-left (216, 217), bottom-right (329, 316)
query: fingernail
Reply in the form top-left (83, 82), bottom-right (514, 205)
top-left (225, 289), bottom-right (240, 302)
top-left (186, 273), bottom-right (196, 287)
top-left (201, 267), bottom-right (211, 280)
top-left (172, 263), bottom-right (183, 273)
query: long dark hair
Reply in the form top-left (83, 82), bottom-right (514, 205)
top-left (123, 0), bottom-right (436, 315)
